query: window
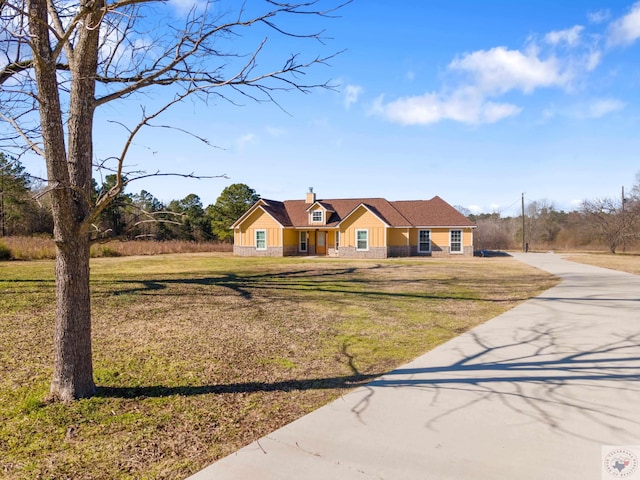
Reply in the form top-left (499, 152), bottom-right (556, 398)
top-left (335, 231), bottom-right (340, 250)
top-left (312, 210), bottom-right (323, 223)
top-left (356, 229), bottom-right (369, 251)
top-left (255, 230), bottom-right (266, 250)
top-left (299, 231), bottom-right (307, 252)
top-left (418, 230), bottom-right (431, 252)
top-left (450, 229), bottom-right (462, 253)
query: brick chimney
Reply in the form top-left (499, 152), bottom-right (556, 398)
top-left (305, 187), bottom-right (316, 204)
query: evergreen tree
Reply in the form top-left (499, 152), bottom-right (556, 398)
top-left (207, 184), bottom-right (260, 242)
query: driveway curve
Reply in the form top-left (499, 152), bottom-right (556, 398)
top-left (189, 253), bottom-right (640, 480)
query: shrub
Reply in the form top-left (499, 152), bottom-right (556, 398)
top-left (0, 241), bottom-right (12, 260)
top-left (92, 245), bottom-right (122, 258)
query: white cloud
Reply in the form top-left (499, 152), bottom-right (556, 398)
top-left (467, 205), bottom-right (482, 213)
top-left (373, 17), bottom-right (612, 127)
top-left (607, 1), bottom-right (640, 46)
top-left (371, 90), bottom-right (521, 126)
top-left (585, 98), bottom-right (626, 118)
top-left (544, 25), bottom-right (584, 47)
top-left (343, 84), bottom-right (363, 108)
top-left (482, 102), bottom-right (523, 123)
top-left (588, 9), bottom-right (611, 24)
top-left (584, 49), bottom-right (602, 71)
top-left (448, 46), bottom-right (570, 94)
top-left (541, 98), bottom-right (624, 121)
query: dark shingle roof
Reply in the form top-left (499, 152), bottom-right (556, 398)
top-left (391, 196), bottom-right (476, 227)
top-left (250, 196), bottom-right (475, 228)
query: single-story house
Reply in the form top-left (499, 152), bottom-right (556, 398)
top-left (232, 190), bottom-right (476, 259)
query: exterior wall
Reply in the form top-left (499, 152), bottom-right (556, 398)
top-left (233, 246), bottom-right (283, 257)
top-left (234, 209), bottom-right (284, 256)
top-left (283, 229), bottom-right (298, 250)
top-left (339, 207), bottom-right (386, 250)
top-left (429, 228), bottom-right (474, 257)
top-left (387, 228), bottom-right (410, 257)
top-left (337, 246), bottom-right (387, 259)
top-left (387, 228), bottom-right (409, 247)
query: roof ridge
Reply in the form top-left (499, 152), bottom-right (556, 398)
top-left (377, 198), bottom-right (413, 226)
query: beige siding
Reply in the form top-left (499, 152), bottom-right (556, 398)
top-left (340, 207), bottom-right (386, 248)
top-left (388, 228), bottom-right (409, 247)
top-left (237, 209), bottom-right (282, 247)
top-left (283, 229), bottom-right (299, 248)
top-left (327, 230), bottom-right (336, 248)
top-left (431, 229), bottom-right (449, 248)
top-left (429, 228), bottom-right (474, 249)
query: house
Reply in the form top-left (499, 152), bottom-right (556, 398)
top-left (232, 190), bottom-right (476, 258)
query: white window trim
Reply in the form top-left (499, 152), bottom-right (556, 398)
top-left (335, 231), bottom-right (340, 250)
top-left (418, 229), bottom-right (431, 253)
top-left (299, 231), bottom-right (307, 252)
top-left (255, 229), bottom-right (267, 250)
top-left (450, 229), bottom-right (463, 254)
top-left (311, 210), bottom-right (324, 223)
top-left (356, 229), bottom-right (369, 251)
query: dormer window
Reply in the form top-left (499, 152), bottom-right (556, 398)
top-left (311, 210), bottom-right (323, 223)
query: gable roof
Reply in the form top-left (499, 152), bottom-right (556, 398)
top-left (392, 196), bottom-right (476, 227)
top-left (234, 195), bottom-right (475, 229)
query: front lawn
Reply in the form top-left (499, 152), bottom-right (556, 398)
top-left (0, 253), bottom-right (557, 479)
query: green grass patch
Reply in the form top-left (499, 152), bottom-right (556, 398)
top-left (0, 253), bottom-right (557, 479)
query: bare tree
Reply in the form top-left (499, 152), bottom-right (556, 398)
top-left (580, 197), bottom-right (639, 253)
top-left (0, 0), bottom-right (347, 401)
top-left (525, 199), bottom-right (566, 249)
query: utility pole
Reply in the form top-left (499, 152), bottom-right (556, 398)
top-left (521, 192), bottom-right (526, 252)
top-left (622, 185), bottom-right (626, 253)
top-left (0, 165), bottom-right (4, 238)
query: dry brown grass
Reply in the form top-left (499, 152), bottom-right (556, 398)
top-left (0, 236), bottom-right (231, 260)
top-left (0, 254), bottom-right (557, 479)
top-left (563, 252), bottom-right (640, 275)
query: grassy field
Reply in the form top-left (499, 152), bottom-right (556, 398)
top-left (0, 237), bottom-right (232, 260)
top-left (0, 253), bottom-right (557, 479)
top-left (564, 252), bottom-right (640, 275)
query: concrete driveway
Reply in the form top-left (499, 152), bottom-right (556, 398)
top-left (188, 253), bottom-right (640, 480)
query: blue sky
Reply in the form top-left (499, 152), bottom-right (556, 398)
top-left (29, 1), bottom-right (640, 216)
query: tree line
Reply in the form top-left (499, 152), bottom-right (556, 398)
top-left (0, 153), bottom-right (259, 242)
top-left (5, 151), bottom-right (640, 254)
top-left (468, 173), bottom-right (640, 254)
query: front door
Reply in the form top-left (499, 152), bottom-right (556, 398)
top-left (316, 231), bottom-right (326, 255)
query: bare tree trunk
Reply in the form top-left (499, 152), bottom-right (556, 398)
top-left (51, 234), bottom-right (95, 400)
top-left (29, 0), bottom-right (98, 401)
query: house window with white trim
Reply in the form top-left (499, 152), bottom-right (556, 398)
top-left (335, 231), bottom-right (340, 250)
top-left (299, 231), bottom-right (307, 252)
top-left (450, 229), bottom-right (462, 253)
top-left (418, 230), bottom-right (431, 253)
top-left (255, 230), bottom-right (266, 250)
top-left (311, 210), bottom-right (323, 223)
top-left (356, 229), bottom-right (369, 251)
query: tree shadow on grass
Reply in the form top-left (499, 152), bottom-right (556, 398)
top-left (102, 263), bottom-right (540, 303)
top-left (95, 373), bottom-right (382, 399)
